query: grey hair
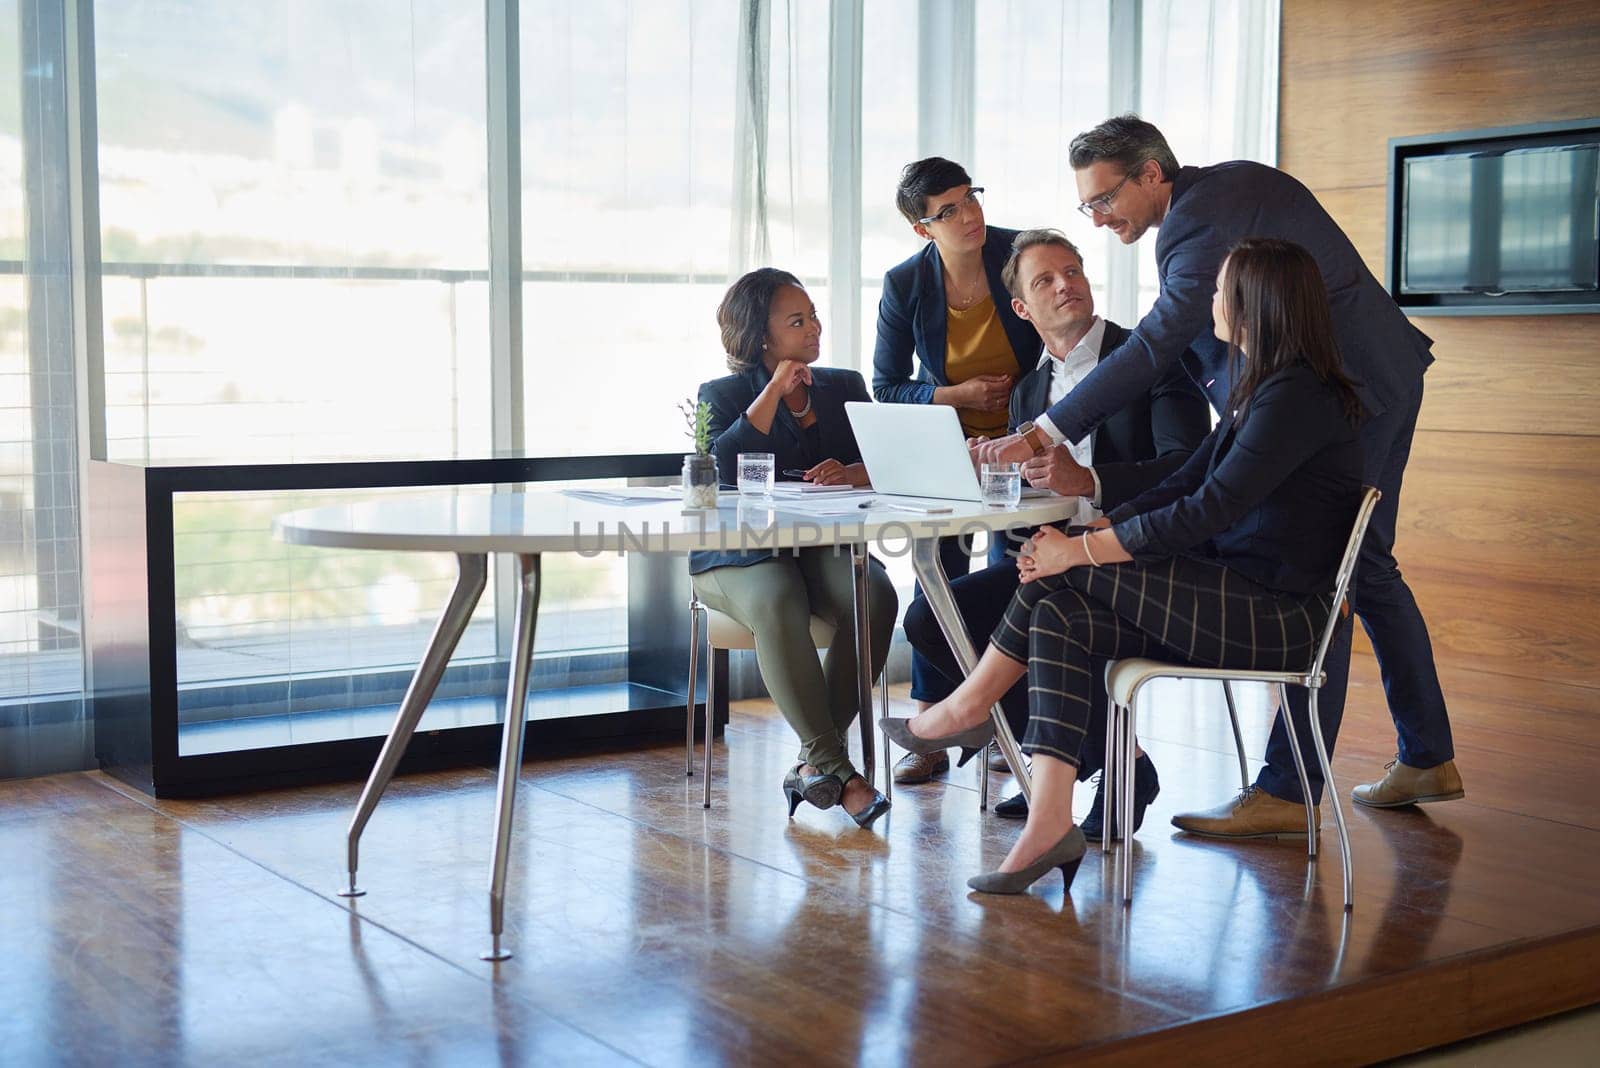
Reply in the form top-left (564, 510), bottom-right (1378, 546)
top-left (1067, 114), bottom-right (1180, 181)
top-left (1001, 229), bottom-right (1083, 301)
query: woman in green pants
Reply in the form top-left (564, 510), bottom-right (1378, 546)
top-left (691, 268), bottom-right (895, 828)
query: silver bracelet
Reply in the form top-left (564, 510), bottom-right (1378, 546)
top-left (1081, 530), bottom-right (1100, 567)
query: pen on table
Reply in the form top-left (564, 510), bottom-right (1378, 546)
top-left (781, 468), bottom-right (809, 478)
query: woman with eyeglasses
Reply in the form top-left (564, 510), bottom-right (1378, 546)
top-left (691, 268), bottom-right (894, 829)
top-left (872, 156), bottom-right (1041, 786)
top-left (883, 238), bottom-right (1366, 893)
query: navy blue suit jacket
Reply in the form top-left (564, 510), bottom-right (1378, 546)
top-left (871, 226), bottom-right (1038, 404)
top-left (1008, 319), bottom-right (1210, 510)
top-left (689, 363), bottom-right (869, 575)
top-left (1107, 365), bottom-right (1364, 596)
top-left (1040, 162), bottom-right (1434, 452)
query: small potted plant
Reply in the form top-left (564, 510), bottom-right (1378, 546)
top-left (680, 399), bottom-right (719, 509)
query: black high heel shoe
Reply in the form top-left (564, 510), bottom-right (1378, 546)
top-left (782, 764), bottom-right (844, 817)
top-left (841, 775), bottom-right (891, 829)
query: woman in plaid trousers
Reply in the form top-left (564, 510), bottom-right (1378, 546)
top-left (883, 237), bottom-right (1366, 894)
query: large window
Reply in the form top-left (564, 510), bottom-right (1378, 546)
top-left (0, 0), bottom-right (1280, 778)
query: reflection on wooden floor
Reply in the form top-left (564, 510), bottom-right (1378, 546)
top-left (3, 660), bottom-right (1599, 1065)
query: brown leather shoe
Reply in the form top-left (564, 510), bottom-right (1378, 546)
top-left (986, 741), bottom-right (1020, 774)
top-left (893, 749), bottom-right (950, 784)
top-left (1352, 758), bottom-right (1464, 808)
top-left (1171, 785), bottom-right (1320, 840)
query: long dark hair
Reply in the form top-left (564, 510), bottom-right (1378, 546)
top-left (716, 267), bottom-right (804, 373)
top-left (1220, 238), bottom-right (1363, 424)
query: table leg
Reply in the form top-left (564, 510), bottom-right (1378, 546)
top-left (909, 538), bottom-right (1032, 803)
top-left (339, 552), bottom-right (488, 898)
top-left (850, 543), bottom-right (876, 785)
top-left (481, 553), bottom-right (541, 962)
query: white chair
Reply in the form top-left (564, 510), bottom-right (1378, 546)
top-left (685, 599), bottom-right (888, 808)
top-left (1103, 486), bottom-right (1382, 911)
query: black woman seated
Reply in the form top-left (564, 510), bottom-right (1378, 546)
top-left (692, 268), bottom-right (895, 829)
top-left (882, 238), bottom-right (1365, 892)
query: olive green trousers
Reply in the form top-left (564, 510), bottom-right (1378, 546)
top-left (692, 549), bottom-right (897, 784)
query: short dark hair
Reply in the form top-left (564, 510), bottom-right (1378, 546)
top-left (1219, 238), bottom-right (1363, 424)
top-left (716, 268), bottom-right (804, 373)
top-left (1068, 114), bottom-right (1180, 182)
top-left (1001, 229), bottom-right (1083, 301)
top-left (895, 157), bottom-right (973, 224)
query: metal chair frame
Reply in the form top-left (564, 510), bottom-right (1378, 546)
top-left (1103, 487), bottom-right (1382, 912)
top-left (684, 548), bottom-right (889, 809)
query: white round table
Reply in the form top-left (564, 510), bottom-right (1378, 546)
top-left (276, 486), bottom-right (1077, 959)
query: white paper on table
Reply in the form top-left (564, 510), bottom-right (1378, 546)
top-left (770, 492), bottom-right (877, 516)
top-left (769, 482), bottom-right (866, 496)
top-left (562, 486), bottom-right (689, 505)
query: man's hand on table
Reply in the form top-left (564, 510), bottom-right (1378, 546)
top-left (1021, 445), bottom-right (1095, 498)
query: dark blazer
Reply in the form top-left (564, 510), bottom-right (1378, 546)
top-left (1008, 319), bottom-right (1210, 511)
top-left (1106, 365), bottom-right (1364, 596)
top-left (871, 225), bottom-right (1039, 404)
top-left (689, 363), bottom-right (870, 575)
top-left (1038, 161), bottom-right (1434, 450)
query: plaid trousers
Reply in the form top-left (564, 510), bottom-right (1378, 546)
top-left (990, 555), bottom-right (1334, 767)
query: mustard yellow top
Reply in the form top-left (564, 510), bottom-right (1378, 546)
top-left (944, 294), bottom-right (1019, 439)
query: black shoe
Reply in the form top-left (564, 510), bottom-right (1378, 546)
top-left (1081, 754), bottom-right (1161, 842)
top-left (782, 764), bottom-right (844, 817)
top-left (993, 792), bottom-right (1028, 819)
top-left (843, 776), bottom-right (891, 829)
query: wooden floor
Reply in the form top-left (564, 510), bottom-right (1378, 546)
top-left (3, 658), bottom-right (1599, 1066)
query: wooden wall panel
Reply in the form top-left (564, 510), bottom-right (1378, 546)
top-left (1415, 319), bottom-right (1600, 437)
top-left (1280, 0), bottom-right (1600, 192)
top-left (1382, 432), bottom-right (1600, 685)
top-left (1280, 0), bottom-right (1600, 690)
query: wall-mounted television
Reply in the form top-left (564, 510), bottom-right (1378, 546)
top-left (1387, 118), bottom-right (1600, 316)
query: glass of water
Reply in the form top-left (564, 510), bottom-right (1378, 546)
top-left (737, 452), bottom-right (775, 497)
top-left (981, 461), bottom-right (1022, 507)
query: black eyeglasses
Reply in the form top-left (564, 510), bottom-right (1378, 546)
top-left (1076, 173), bottom-right (1133, 218)
top-left (918, 187), bottom-right (984, 226)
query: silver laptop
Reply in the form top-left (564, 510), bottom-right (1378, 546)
top-left (846, 401), bottom-right (1040, 502)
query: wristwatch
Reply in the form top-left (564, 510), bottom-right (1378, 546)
top-left (1015, 420), bottom-right (1049, 455)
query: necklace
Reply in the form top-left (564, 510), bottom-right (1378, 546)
top-left (786, 389), bottom-right (813, 419)
top-left (949, 268), bottom-right (984, 309)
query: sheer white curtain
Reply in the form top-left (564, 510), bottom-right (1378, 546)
top-left (1137, 0), bottom-right (1280, 315)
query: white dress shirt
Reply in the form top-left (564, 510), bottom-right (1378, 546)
top-left (1037, 316), bottom-right (1104, 527)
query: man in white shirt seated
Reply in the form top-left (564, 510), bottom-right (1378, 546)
top-left (898, 228), bottom-right (1209, 833)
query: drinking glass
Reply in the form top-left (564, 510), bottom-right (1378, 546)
top-left (737, 452), bottom-right (775, 497)
top-left (980, 461), bottom-right (1022, 507)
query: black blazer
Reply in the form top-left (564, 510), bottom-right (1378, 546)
top-left (1038, 161), bottom-right (1433, 447)
top-left (1008, 319), bottom-right (1210, 511)
top-left (871, 226), bottom-right (1038, 404)
top-left (689, 363), bottom-right (870, 575)
top-left (1106, 365), bottom-right (1364, 596)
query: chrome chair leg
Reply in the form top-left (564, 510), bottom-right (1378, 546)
top-left (1221, 680), bottom-right (1250, 790)
top-left (881, 662), bottom-right (893, 802)
top-left (686, 600), bottom-right (702, 778)
top-left (1120, 689), bottom-right (1138, 904)
top-left (1102, 682), bottom-right (1119, 843)
top-left (1307, 685), bottom-right (1354, 911)
top-left (909, 537), bottom-right (1030, 805)
top-left (482, 553), bottom-right (540, 963)
top-left (703, 640), bottom-right (715, 809)
top-left (341, 552), bottom-right (487, 898)
top-left (1276, 682), bottom-right (1318, 856)
top-left (850, 544), bottom-right (876, 785)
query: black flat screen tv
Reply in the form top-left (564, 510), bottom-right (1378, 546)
top-left (1387, 119), bottom-right (1600, 316)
